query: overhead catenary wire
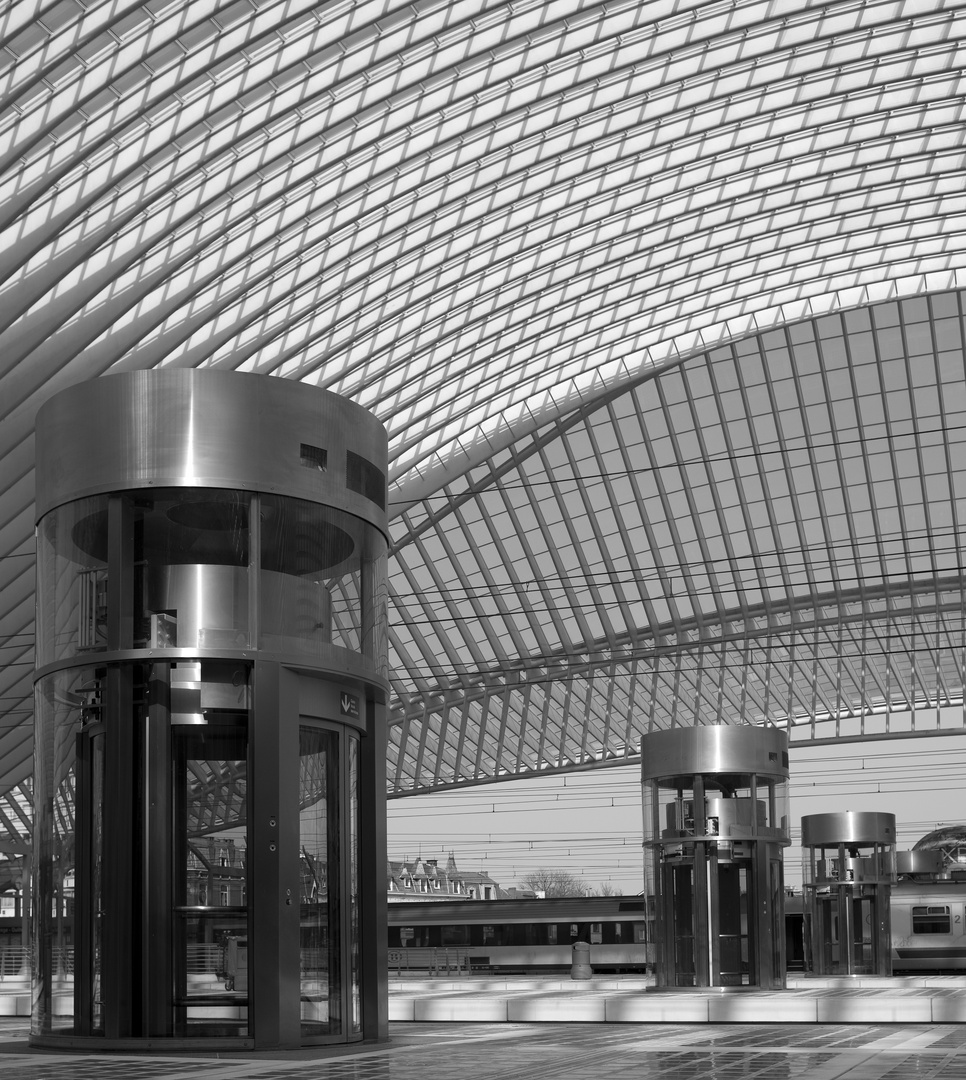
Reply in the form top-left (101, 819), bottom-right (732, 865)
top-left (388, 742), bottom-right (966, 878)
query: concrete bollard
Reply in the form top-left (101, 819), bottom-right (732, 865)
top-left (570, 941), bottom-right (593, 980)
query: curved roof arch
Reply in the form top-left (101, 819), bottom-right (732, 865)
top-left (1, 0), bottom-right (966, 829)
top-left (386, 291), bottom-right (966, 790)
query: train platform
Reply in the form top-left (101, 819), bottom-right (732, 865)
top-left (388, 973), bottom-right (966, 1024)
top-left (3, 973), bottom-right (966, 1026)
top-left (3, 1017), bottom-right (966, 1079)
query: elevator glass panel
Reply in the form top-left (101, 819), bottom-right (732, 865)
top-left (669, 864), bottom-right (695, 986)
top-left (132, 489), bottom-right (250, 650)
top-left (63, 713), bottom-right (106, 1035)
top-left (770, 860), bottom-right (785, 981)
top-left (717, 863), bottom-right (745, 985)
top-left (299, 726), bottom-right (340, 1037)
top-left (36, 494), bottom-right (110, 665)
top-left (259, 494), bottom-right (387, 672)
top-left (84, 730), bottom-right (105, 1034)
top-left (348, 735), bottom-right (361, 1034)
top-left (34, 666), bottom-right (103, 1035)
top-left (298, 724), bottom-right (361, 1042)
top-left (173, 719), bottom-right (248, 1036)
top-left (853, 895), bottom-right (874, 971)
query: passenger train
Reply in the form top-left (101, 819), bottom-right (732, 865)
top-left (388, 880), bottom-right (966, 976)
top-left (889, 879), bottom-right (966, 972)
top-left (3, 877), bottom-right (966, 978)
top-left (387, 896), bottom-right (651, 974)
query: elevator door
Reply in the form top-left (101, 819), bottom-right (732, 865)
top-left (72, 725), bottom-right (105, 1035)
top-left (173, 718), bottom-right (249, 1037)
top-left (298, 723), bottom-right (361, 1042)
top-left (663, 855), bottom-right (756, 987)
top-left (810, 889), bottom-right (879, 975)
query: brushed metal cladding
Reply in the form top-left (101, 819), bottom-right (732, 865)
top-left (641, 725), bottom-right (789, 783)
top-left (149, 565), bottom-right (249, 649)
top-left (895, 849), bottom-right (944, 875)
top-left (34, 370), bottom-right (388, 532)
top-left (801, 811), bottom-right (896, 848)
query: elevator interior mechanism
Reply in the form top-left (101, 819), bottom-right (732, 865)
top-left (642, 726), bottom-right (791, 990)
top-left (801, 811), bottom-right (896, 978)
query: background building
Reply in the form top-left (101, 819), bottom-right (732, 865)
top-left (387, 854), bottom-right (503, 903)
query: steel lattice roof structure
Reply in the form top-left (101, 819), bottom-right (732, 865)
top-left (2, 0), bottom-right (966, 852)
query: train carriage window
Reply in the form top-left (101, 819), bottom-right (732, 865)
top-left (547, 924), bottom-right (557, 945)
top-left (524, 922), bottom-right (546, 946)
top-left (912, 905), bottom-right (951, 934)
top-left (506, 924), bottom-right (527, 946)
top-left (441, 924), bottom-right (470, 946)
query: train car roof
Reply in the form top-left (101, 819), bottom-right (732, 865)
top-left (387, 896), bottom-right (649, 923)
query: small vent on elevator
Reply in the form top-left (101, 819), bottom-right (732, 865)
top-left (300, 443), bottom-right (327, 471)
top-left (346, 449), bottom-right (386, 510)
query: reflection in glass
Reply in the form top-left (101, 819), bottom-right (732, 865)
top-left (33, 667), bottom-right (102, 1034)
top-left (260, 495), bottom-right (387, 675)
top-left (37, 495), bottom-right (110, 665)
top-left (299, 726), bottom-right (340, 1037)
top-left (173, 719), bottom-right (249, 1036)
top-left (87, 732), bottom-right (104, 1034)
top-left (348, 735), bottom-right (361, 1033)
top-left (136, 490), bottom-right (250, 651)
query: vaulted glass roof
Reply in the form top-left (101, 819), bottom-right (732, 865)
top-left (2, 0), bottom-right (966, 828)
top-left (388, 294), bottom-right (966, 790)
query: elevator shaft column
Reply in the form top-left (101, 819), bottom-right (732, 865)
top-left (642, 726), bottom-right (790, 989)
top-left (32, 371), bottom-right (390, 1051)
top-left (801, 812), bottom-right (895, 978)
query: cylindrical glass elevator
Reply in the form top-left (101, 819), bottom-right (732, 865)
top-left (801, 811), bottom-right (896, 977)
top-left (32, 371), bottom-right (389, 1050)
top-left (642, 726), bottom-right (790, 989)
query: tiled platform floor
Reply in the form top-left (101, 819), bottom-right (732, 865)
top-left (5, 1020), bottom-right (966, 1079)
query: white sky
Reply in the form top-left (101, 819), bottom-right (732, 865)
top-left (386, 732), bottom-right (966, 895)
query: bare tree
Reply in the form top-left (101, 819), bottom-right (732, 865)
top-left (596, 882), bottom-right (619, 896)
top-left (520, 868), bottom-right (589, 897)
